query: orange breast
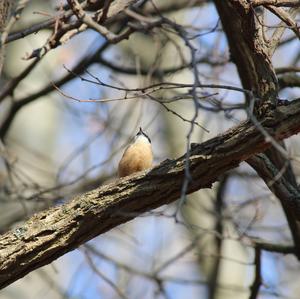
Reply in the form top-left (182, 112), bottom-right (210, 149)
top-left (118, 143), bottom-right (153, 177)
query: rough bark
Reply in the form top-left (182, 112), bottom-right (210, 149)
top-left (213, 0), bottom-right (278, 103)
top-left (0, 98), bottom-right (300, 289)
top-left (0, 0), bottom-right (12, 75)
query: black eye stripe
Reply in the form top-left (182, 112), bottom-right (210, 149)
top-left (136, 131), bottom-right (151, 143)
top-left (143, 133), bottom-right (151, 143)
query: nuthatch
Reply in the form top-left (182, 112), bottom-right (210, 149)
top-left (118, 128), bottom-right (153, 178)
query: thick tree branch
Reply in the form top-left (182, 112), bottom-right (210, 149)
top-left (214, 0), bottom-right (300, 255)
top-left (213, 0), bottom-right (278, 103)
top-left (0, 99), bottom-right (300, 289)
top-left (251, 0), bottom-right (300, 8)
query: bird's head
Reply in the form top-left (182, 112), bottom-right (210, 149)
top-left (134, 127), bottom-right (151, 144)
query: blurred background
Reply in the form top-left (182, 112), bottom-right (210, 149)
top-left (0, 0), bottom-right (299, 298)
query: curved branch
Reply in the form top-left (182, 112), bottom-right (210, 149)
top-left (0, 98), bottom-right (300, 289)
top-left (248, 154), bottom-right (300, 252)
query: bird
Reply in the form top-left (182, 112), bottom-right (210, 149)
top-left (118, 127), bottom-right (153, 178)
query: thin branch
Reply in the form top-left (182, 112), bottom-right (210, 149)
top-left (278, 73), bottom-right (300, 89)
top-left (266, 5), bottom-right (300, 53)
top-left (249, 247), bottom-right (261, 299)
top-left (276, 66), bottom-right (300, 74)
top-left (208, 175), bottom-right (229, 299)
top-left (84, 249), bottom-right (129, 299)
top-left (67, 0), bottom-right (134, 43)
top-left (0, 40), bottom-right (111, 139)
top-left (246, 237), bottom-right (295, 254)
top-left (0, 58), bottom-right (40, 103)
top-left (267, 7), bottom-right (299, 56)
top-left (4, 0), bottom-right (207, 45)
top-left (247, 153), bottom-right (300, 253)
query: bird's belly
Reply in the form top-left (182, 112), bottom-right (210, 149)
top-left (118, 146), bottom-right (152, 177)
